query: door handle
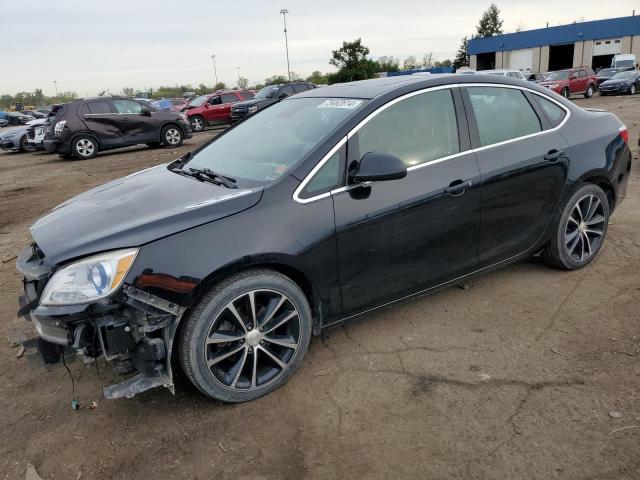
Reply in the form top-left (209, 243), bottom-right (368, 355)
top-left (444, 179), bottom-right (472, 195)
top-left (544, 149), bottom-right (565, 161)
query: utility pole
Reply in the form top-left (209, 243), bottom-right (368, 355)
top-left (53, 80), bottom-right (59, 98)
top-left (236, 66), bottom-right (241, 87)
top-left (280, 9), bottom-right (291, 81)
top-left (211, 54), bottom-right (218, 87)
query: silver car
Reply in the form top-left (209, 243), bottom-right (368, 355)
top-left (0, 118), bottom-right (46, 152)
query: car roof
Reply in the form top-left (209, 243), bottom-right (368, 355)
top-left (294, 73), bottom-right (563, 101)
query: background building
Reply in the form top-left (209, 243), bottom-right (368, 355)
top-left (468, 15), bottom-right (640, 72)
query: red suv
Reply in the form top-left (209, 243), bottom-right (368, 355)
top-left (539, 68), bottom-right (597, 99)
top-left (184, 90), bottom-right (255, 131)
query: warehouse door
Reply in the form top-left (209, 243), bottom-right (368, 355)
top-left (510, 48), bottom-right (534, 72)
top-left (549, 43), bottom-right (574, 71)
top-left (592, 39), bottom-right (622, 71)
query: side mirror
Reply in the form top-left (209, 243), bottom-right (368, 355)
top-left (140, 106), bottom-right (151, 116)
top-left (351, 152), bottom-right (407, 183)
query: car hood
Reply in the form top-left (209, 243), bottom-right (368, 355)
top-left (30, 164), bottom-right (263, 264)
top-left (232, 98), bottom-right (273, 108)
top-left (0, 125), bottom-right (29, 138)
top-left (601, 79), bottom-right (630, 86)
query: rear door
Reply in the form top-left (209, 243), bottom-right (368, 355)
top-left (331, 87), bottom-right (481, 316)
top-left (112, 99), bottom-right (157, 144)
top-left (80, 99), bottom-right (123, 147)
top-left (462, 85), bottom-right (570, 266)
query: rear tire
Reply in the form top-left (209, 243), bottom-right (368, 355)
top-left (584, 84), bottom-right (594, 98)
top-left (71, 135), bottom-right (98, 159)
top-left (542, 184), bottom-right (609, 270)
top-left (162, 125), bottom-right (183, 147)
top-left (179, 269), bottom-right (312, 402)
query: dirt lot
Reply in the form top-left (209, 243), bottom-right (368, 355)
top-left (1, 96), bottom-right (639, 480)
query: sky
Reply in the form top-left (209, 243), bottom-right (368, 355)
top-left (1, 0), bottom-right (638, 96)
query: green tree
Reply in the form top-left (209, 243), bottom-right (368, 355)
top-left (238, 77), bottom-right (249, 89)
top-left (264, 75), bottom-right (289, 85)
top-left (306, 71), bottom-right (329, 84)
top-left (122, 87), bottom-right (136, 96)
top-left (421, 53), bottom-right (434, 68)
top-left (403, 55), bottom-right (419, 70)
top-left (214, 82), bottom-right (227, 90)
top-left (328, 38), bottom-right (380, 83)
top-left (453, 37), bottom-right (470, 69)
top-left (476, 3), bottom-right (503, 37)
top-left (377, 56), bottom-right (400, 72)
top-left (434, 59), bottom-right (453, 68)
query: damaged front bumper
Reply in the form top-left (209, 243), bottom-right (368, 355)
top-left (16, 244), bottom-right (184, 399)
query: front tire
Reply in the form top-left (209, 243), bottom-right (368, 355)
top-left (190, 115), bottom-right (205, 132)
top-left (542, 184), bottom-right (609, 270)
top-left (630, 85), bottom-right (636, 95)
top-left (179, 269), bottom-right (312, 402)
top-left (584, 84), bottom-right (594, 98)
top-left (162, 125), bottom-right (183, 147)
top-left (562, 87), bottom-right (570, 99)
top-left (19, 135), bottom-right (29, 152)
top-left (71, 135), bottom-right (98, 159)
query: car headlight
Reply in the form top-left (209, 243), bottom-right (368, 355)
top-left (53, 120), bottom-right (66, 136)
top-left (248, 105), bottom-right (258, 114)
top-left (40, 248), bottom-right (138, 306)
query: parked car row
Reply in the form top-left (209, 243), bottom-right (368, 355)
top-left (1, 96), bottom-right (192, 159)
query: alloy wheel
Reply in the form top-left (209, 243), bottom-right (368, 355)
top-left (76, 138), bottom-right (95, 157)
top-left (564, 194), bottom-right (605, 262)
top-left (191, 118), bottom-right (203, 131)
top-left (165, 128), bottom-right (181, 145)
top-left (204, 289), bottom-right (300, 391)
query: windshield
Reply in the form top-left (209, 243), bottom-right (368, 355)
top-left (189, 95), bottom-right (209, 107)
top-left (545, 71), bottom-right (570, 80)
top-left (254, 86), bottom-right (279, 99)
top-left (616, 60), bottom-right (634, 68)
top-left (184, 97), bottom-right (366, 187)
top-left (611, 71), bottom-right (636, 80)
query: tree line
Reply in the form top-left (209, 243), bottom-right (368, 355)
top-left (1, 4), bottom-right (506, 108)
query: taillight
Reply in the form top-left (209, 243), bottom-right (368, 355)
top-left (619, 124), bottom-right (629, 144)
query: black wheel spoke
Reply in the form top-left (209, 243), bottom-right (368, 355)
top-left (565, 194), bottom-right (605, 262)
top-left (205, 289), bottom-right (300, 391)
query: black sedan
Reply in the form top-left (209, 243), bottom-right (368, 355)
top-left (599, 70), bottom-right (640, 95)
top-left (16, 75), bottom-right (632, 403)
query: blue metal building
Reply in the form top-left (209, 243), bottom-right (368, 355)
top-left (468, 15), bottom-right (640, 72)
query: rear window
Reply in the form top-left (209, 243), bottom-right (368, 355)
top-left (84, 100), bottom-right (111, 114)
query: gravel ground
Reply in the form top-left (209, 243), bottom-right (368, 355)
top-left (0, 96), bottom-right (639, 480)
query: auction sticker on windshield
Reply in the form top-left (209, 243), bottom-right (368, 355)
top-left (318, 99), bottom-right (363, 109)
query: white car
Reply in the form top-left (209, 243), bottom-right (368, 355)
top-left (478, 69), bottom-right (525, 80)
top-left (28, 120), bottom-right (48, 150)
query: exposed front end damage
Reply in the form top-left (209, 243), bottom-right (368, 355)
top-left (17, 243), bottom-right (184, 399)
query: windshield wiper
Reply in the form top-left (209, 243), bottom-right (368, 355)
top-left (187, 167), bottom-right (238, 189)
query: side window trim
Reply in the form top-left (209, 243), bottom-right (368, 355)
top-left (523, 91), bottom-right (552, 130)
top-left (293, 83), bottom-right (571, 204)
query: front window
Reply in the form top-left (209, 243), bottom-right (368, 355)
top-left (189, 95), bottom-right (209, 107)
top-left (254, 86), bottom-right (279, 99)
top-left (611, 71), bottom-right (637, 80)
top-left (546, 70), bottom-right (570, 80)
top-left (184, 97), bottom-right (366, 187)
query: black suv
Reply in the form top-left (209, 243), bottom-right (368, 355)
top-left (230, 82), bottom-right (316, 122)
top-left (44, 97), bottom-right (192, 159)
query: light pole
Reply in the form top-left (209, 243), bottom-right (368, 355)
top-left (211, 54), bottom-right (218, 87)
top-left (53, 80), bottom-right (59, 98)
top-left (280, 8), bottom-right (291, 81)
top-left (236, 66), bottom-right (241, 87)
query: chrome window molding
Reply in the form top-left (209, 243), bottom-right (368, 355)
top-left (293, 83), bottom-right (571, 204)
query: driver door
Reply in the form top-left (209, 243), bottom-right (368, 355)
top-left (331, 88), bottom-right (481, 316)
top-left (112, 99), bottom-right (156, 144)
